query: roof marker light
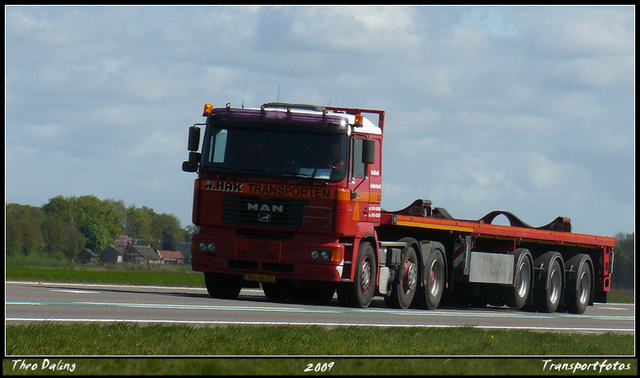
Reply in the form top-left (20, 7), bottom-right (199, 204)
top-left (203, 104), bottom-right (213, 116)
top-left (355, 113), bottom-right (364, 126)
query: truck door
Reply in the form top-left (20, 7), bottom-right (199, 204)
top-left (350, 136), bottom-right (382, 224)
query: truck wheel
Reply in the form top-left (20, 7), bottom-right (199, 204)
top-left (565, 255), bottom-right (592, 314)
top-left (534, 257), bottom-right (563, 313)
top-left (262, 280), bottom-right (291, 302)
top-left (307, 282), bottom-right (336, 304)
top-left (502, 249), bottom-right (532, 309)
top-left (337, 241), bottom-right (376, 308)
top-left (424, 250), bottom-right (445, 310)
top-left (204, 273), bottom-right (242, 299)
top-left (384, 245), bottom-right (419, 309)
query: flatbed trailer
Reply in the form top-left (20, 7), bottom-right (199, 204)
top-left (377, 200), bottom-right (615, 313)
top-left (182, 102), bottom-right (615, 314)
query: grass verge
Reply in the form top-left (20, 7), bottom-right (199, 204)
top-left (5, 323), bottom-right (634, 356)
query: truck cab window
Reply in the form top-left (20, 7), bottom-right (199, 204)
top-left (200, 126), bottom-right (347, 182)
top-left (352, 138), bottom-right (367, 179)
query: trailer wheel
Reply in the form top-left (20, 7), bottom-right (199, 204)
top-left (565, 255), bottom-right (592, 314)
top-left (534, 257), bottom-right (563, 313)
top-left (502, 249), bottom-right (532, 309)
top-left (204, 273), bottom-right (242, 299)
top-left (384, 245), bottom-right (419, 309)
top-left (337, 241), bottom-right (376, 308)
top-left (424, 250), bottom-right (445, 310)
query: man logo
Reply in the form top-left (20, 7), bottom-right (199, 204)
top-left (259, 213), bottom-right (272, 223)
top-left (247, 203), bottom-right (284, 212)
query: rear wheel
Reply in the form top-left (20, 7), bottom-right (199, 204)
top-left (204, 273), bottom-right (242, 299)
top-left (338, 241), bottom-right (376, 308)
top-left (384, 245), bottom-right (419, 309)
top-left (534, 258), bottom-right (563, 313)
top-left (423, 250), bottom-right (445, 310)
top-left (565, 255), bottom-right (592, 314)
top-left (502, 250), bottom-right (532, 309)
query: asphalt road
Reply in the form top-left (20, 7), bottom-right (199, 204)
top-left (5, 281), bottom-right (634, 334)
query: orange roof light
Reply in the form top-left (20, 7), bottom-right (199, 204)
top-left (203, 104), bottom-right (213, 116)
top-left (354, 113), bottom-right (364, 126)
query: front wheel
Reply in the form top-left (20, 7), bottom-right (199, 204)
top-left (338, 241), bottom-right (376, 308)
top-left (204, 273), bottom-right (242, 299)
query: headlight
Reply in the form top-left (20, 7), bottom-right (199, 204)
top-left (308, 250), bottom-right (341, 262)
top-left (198, 241), bottom-right (216, 253)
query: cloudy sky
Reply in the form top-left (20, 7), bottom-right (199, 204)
top-left (5, 5), bottom-right (634, 237)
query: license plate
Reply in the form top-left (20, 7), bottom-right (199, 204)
top-left (236, 240), bottom-right (281, 261)
top-left (244, 273), bottom-right (276, 283)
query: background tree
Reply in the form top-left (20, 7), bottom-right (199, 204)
top-left (124, 205), bottom-right (154, 244)
top-left (612, 232), bottom-right (634, 290)
top-left (115, 235), bottom-right (133, 253)
top-left (42, 195), bottom-right (123, 252)
top-left (153, 213), bottom-right (183, 250)
top-left (6, 204), bottom-right (43, 257)
top-left (40, 216), bottom-right (67, 260)
top-left (62, 221), bottom-right (86, 260)
top-left (9, 195), bottom-right (194, 261)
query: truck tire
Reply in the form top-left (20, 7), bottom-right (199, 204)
top-left (565, 254), bottom-right (592, 314)
top-left (384, 244), bottom-right (419, 309)
top-left (502, 249), bottom-right (532, 309)
top-left (337, 241), bottom-right (376, 308)
top-left (204, 273), bottom-right (242, 299)
top-left (533, 254), bottom-right (563, 313)
top-left (423, 250), bottom-right (445, 310)
top-left (306, 282), bottom-right (336, 304)
top-left (262, 280), bottom-right (292, 302)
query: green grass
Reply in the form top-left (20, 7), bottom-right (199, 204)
top-left (6, 266), bottom-right (204, 287)
top-left (4, 324), bottom-right (637, 375)
top-left (5, 323), bottom-right (634, 356)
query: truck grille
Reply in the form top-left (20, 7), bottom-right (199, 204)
top-left (223, 195), bottom-right (307, 229)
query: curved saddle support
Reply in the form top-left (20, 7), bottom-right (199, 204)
top-left (479, 210), bottom-right (572, 232)
top-left (382, 199), bottom-right (456, 220)
top-left (383, 199), bottom-right (432, 217)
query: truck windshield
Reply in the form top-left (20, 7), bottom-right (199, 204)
top-left (201, 127), bottom-right (348, 182)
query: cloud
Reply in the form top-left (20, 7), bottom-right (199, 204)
top-left (5, 5), bottom-right (634, 237)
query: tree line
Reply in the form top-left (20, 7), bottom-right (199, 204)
top-left (612, 232), bottom-right (634, 290)
top-left (6, 195), bottom-right (194, 261)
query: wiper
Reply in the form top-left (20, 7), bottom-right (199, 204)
top-left (294, 168), bottom-right (329, 186)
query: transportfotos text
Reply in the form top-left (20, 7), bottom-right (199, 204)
top-left (541, 359), bottom-right (632, 373)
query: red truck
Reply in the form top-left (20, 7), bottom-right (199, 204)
top-left (182, 102), bottom-right (615, 314)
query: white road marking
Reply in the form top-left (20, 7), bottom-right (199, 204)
top-left (50, 289), bottom-right (101, 294)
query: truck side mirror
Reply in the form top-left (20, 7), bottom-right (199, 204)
top-left (183, 126), bottom-right (201, 172)
top-left (362, 139), bottom-right (376, 165)
top-left (182, 161), bottom-right (197, 173)
top-left (188, 126), bottom-right (201, 152)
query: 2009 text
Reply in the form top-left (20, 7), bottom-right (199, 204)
top-left (304, 362), bottom-right (335, 373)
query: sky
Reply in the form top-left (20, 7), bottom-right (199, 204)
top-left (5, 5), bottom-right (635, 237)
